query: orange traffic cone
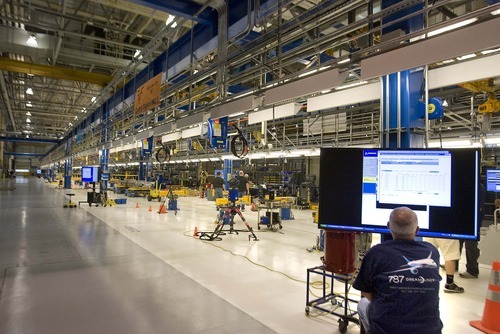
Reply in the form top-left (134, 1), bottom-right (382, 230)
top-left (158, 204), bottom-right (167, 214)
top-left (135, 202), bottom-right (139, 208)
top-left (193, 226), bottom-right (199, 238)
top-left (470, 260), bottom-right (500, 333)
top-left (148, 206), bottom-right (152, 212)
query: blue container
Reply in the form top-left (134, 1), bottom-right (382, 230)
top-left (281, 207), bottom-right (293, 220)
top-left (260, 216), bottom-right (270, 224)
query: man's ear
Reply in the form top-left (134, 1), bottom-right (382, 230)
top-left (415, 226), bottom-right (420, 235)
top-left (386, 221), bottom-right (391, 229)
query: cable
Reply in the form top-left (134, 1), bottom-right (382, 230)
top-left (230, 125), bottom-right (249, 158)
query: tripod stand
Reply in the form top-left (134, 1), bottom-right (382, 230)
top-left (158, 184), bottom-right (178, 215)
top-left (199, 199), bottom-right (259, 241)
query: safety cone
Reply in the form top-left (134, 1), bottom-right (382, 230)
top-left (148, 206), bottom-right (152, 212)
top-left (470, 260), bottom-right (500, 333)
top-left (193, 226), bottom-right (199, 238)
top-left (135, 202), bottom-right (139, 208)
top-left (158, 204), bottom-right (167, 214)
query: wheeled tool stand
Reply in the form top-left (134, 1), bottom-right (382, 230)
top-left (63, 193), bottom-right (77, 208)
top-left (198, 188), bottom-right (258, 241)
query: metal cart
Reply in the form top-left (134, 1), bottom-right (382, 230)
top-left (305, 265), bottom-right (360, 334)
top-left (257, 200), bottom-right (282, 231)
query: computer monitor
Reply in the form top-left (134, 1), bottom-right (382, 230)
top-left (81, 166), bottom-right (99, 183)
top-left (318, 148), bottom-right (480, 240)
top-left (486, 169), bottom-right (500, 192)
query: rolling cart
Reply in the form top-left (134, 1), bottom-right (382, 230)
top-left (305, 265), bottom-right (360, 333)
top-left (257, 200), bottom-right (282, 231)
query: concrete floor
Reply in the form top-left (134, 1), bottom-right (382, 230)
top-left (0, 177), bottom-right (494, 333)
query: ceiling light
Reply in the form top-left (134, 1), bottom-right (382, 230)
top-left (481, 47), bottom-right (500, 55)
top-left (456, 53), bottom-right (476, 61)
top-left (427, 18), bottom-right (478, 37)
top-left (69, 122), bottom-right (73, 126)
top-left (171, 22), bottom-right (178, 28)
top-left (26, 118), bottom-right (31, 123)
top-left (26, 102), bottom-right (33, 107)
top-left (26, 87), bottom-right (33, 95)
top-left (166, 15), bottom-right (175, 26)
top-left (26, 111), bottom-right (32, 116)
top-left (442, 100), bottom-right (449, 107)
top-left (26, 35), bottom-right (38, 47)
top-left (335, 81), bottom-right (368, 90)
top-left (338, 57), bottom-right (350, 64)
top-left (442, 59), bottom-right (455, 64)
top-left (299, 69), bottom-right (318, 78)
top-left (491, 9), bottom-right (500, 15)
top-left (91, 96), bottom-right (96, 102)
top-left (133, 49), bottom-right (143, 60)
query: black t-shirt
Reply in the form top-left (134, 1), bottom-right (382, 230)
top-left (237, 176), bottom-right (248, 192)
top-left (353, 239), bottom-right (443, 334)
top-left (212, 176), bottom-right (224, 189)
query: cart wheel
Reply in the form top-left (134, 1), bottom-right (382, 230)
top-left (248, 235), bottom-right (251, 241)
top-left (338, 319), bottom-right (348, 333)
top-left (147, 196), bottom-right (152, 201)
top-left (305, 307), bottom-right (310, 316)
top-left (279, 224), bottom-right (283, 229)
top-left (258, 225), bottom-right (261, 230)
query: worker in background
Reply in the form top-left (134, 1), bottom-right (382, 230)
top-left (354, 207), bottom-right (443, 334)
top-left (211, 171), bottom-right (225, 199)
top-left (423, 236), bottom-right (464, 293)
top-left (459, 182), bottom-right (486, 278)
top-left (237, 170), bottom-right (249, 211)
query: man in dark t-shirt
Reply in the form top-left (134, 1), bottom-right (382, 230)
top-left (211, 172), bottom-right (225, 199)
top-left (353, 207), bottom-right (443, 334)
top-left (237, 170), bottom-right (249, 210)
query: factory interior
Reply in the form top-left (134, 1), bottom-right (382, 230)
top-left (1, 0), bottom-right (500, 333)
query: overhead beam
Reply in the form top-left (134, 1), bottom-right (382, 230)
top-left (0, 58), bottom-right (113, 86)
top-left (0, 136), bottom-right (59, 144)
top-left (3, 152), bottom-right (46, 157)
top-left (126, 0), bottom-right (213, 25)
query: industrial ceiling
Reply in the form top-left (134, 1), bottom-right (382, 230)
top-left (1, 0), bottom-right (500, 169)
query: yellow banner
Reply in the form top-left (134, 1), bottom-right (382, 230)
top-left (134, 73), bottom-right (162, 116)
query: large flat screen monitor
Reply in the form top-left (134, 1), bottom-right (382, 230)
top-left (486, 169), bottom-right (500, 192)
top-left (318, 148), bottom-right (480, 240)
top-left (81, 166), bottom-right (99, 183)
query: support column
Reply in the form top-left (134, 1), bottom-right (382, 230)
top-left (100, 148), bottom-right (109, 190)
top-left (64, 140), bottom-right (72, 189)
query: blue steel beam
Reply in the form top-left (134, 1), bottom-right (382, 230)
top-left (4, 152), bottom-right (45, 157)
top-left (127, 0), bottom-right (214, 25)
top-left (0, 136), bottom-right (59, 144)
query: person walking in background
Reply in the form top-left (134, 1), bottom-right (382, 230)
top-left (459, 182), bottom-right (486, 279)
top-left (211, 171), bottom-right (225, 199)
top-left (237, 170), bottom-right (249, 211)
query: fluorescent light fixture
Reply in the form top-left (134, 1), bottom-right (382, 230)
top-left (229, 111), bottom-right (246, 117)
top-left (321, 89), bottom-right (332, 94)
top-left (209, 157), bottom-right (220, 162)
top-left (171, 22), bottom-right (178, 28)
top-left (338, 58), bottom-right (350, 64)
top-left (74, 116), bottom-right (78, 120)
top-left (26, 111), bottom-right (31, 116)
top-left (26, 87), bottom-right (33, 95)
top-left (427, 18), bottom-right (478, 37)
top-left (221, 154), bottom-right (235, 160)
top-left (91, 96), bottom-right (96, 102)
top-left (456, 53), bottom-right (477, 61)
top-left (199, 158), bottom-right (210, 162)
top-left (26, 118), bottom-right (31, 123)
top-left (26, 35), bottom-right (38, 47)
top-left (491, 9), bottom-right (500, 15)
top-left (427, 139), bottom-right (481, 148)
top-left (442, 59), bottom-right (455, 64)
top-left (335, 80), bottom-right (368, 90)
top-left (485, 136), bottom-right (500, 145)
top-left (298, 69), bottom-right (318, 78)
top-left (26, 102), bottom-right (33, 107)
top-left (481, 47), bottom-right (500, 55)
top-left (442, 100), bottom-right (449, 107)
top-left (319, 66), bottom-right (331, 71)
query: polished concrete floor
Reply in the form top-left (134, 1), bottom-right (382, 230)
top-left (0, 177), bottom-right (495, 333)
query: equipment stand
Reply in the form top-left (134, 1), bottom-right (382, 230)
top-left (158, 184), bottom-right (178, 215)
top-left (199, 201), bottom-right (259, 241)
top-left (305, 265), bottom-right (360, 334)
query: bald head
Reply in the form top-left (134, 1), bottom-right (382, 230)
top-left (387, 207), bottom-right (419, 240)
